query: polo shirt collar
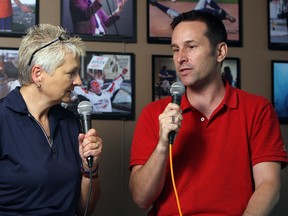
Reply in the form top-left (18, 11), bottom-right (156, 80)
top-left (221, 81), bottom-right (238, 109)
top-left (4, 87), bottom-right (72, 121)
top-left (180, 81), bottom-right (238, 112)
top-left (4, 87), bottom-right (29, 114)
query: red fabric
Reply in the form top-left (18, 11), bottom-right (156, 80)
top-left (129, 82), bottom-right (288, 215)
top-left (0, 0), bottom-right (13, 18)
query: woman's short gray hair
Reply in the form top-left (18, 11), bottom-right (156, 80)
top-left (18, 23), bottom-right (86, 85)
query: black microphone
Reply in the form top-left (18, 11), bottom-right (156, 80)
top-left (77, 101), bottom-right (94, 168)
top-left (169, 82), bottom-right (185, 145)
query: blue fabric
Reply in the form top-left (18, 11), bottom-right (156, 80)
top-left (0, 87), bottom-right (82, 216)
top-left (0, 16), bottom-right (12, 31)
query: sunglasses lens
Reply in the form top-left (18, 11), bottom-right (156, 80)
top-left (60, 32), bottom-right (70, 41)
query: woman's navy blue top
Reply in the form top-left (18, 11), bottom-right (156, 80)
top-left (0, 88), bottom-right (82, 216)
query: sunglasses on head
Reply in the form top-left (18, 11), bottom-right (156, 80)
top-left (28, 32), bottom-right (70, 66)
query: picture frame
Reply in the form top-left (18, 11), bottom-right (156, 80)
top-left (152, 55), bottom-right (240, 101)
top-left (221, 57), bottom-right (240, 88)
top-left (152, 55), bottom-right (178, 101)
top-left (60, 0), bottom-right (137, 43)
top-left (0, 0), bottom-right (39, 37)
top-left (147, 0), bottom-right (242, 47)
top-left (268, 0), bottom-right (288, 50)
top-left (63, 51), bottom-right (135, 120)
top-left (271, 60), bottom-right (288, 123)
top-left (0, 47), bottom-right (19, 99)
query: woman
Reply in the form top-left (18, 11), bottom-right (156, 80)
top-left (0, 23), bottom-right (102, 215)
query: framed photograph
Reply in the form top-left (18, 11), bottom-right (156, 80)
top-left (268, 0), bottom-right (288, 50)
top-left (0, 0), bottom-right (39, 37)
top-left (152, 55), bottom-right (178, 101)
top-left (221, 57), bottom-right (240, 88)
top-left (271, 60), bottom-right (288, 123)
top-left (152, 55), bottom-right (240, 101)
top-left (0, 47), bottom-right (20, 99)
top-left (61, 0), bottom-right (137, 43)
top-left (63, 52), bottom-right (135, 120)
top-left (147, 0), bottom-right (242, 47)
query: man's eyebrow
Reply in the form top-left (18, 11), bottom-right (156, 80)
top-left (171, 40), bottom-right (196, 48)
top-left (171, 43), bottom-right (178, 49)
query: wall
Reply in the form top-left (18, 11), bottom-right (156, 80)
top-left (0, 0), bottom-right (287, 215)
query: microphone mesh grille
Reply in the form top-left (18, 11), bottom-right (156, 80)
top-left (170, 82), bottom-right (185, 96)
top-left (77, 101), bottom-right (93, 115)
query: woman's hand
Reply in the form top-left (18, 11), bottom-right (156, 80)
top-left (78, 128), bottom-right (103, 171)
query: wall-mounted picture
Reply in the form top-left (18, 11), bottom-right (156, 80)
top-left (221, 57), bottom-right (240, 88)
top-left (152, 55), bottom-right (240, 101)
top-left (272, 60), bottom-right (288, 123)
top-left (63, 52), bottom-right (135, 120)
top-left (152, 55), bottom-right (178, 101)
top-left (0, 48), bottom-right (19, 99)
top-left (268, 0), bottom-right (288, 50)
top-left (0, 0), bottom-right (39, 37)
top-left (147, 0), bottom-right (242, 47)
top-left (61, 0), bottom-right (136, 43)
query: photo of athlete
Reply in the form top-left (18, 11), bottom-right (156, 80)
top-left (59, 52), bottom-right (134, 120)
top-left (148, 0), bottom-right (240, 43)
top-left (61, 0), bottom-right (135, 42)
top-left (0, 0), bottom-right (32, 31)
top-left (69, 0), bottom-right (127, 35)
top-left (73, 68), bottom-right (129, 112)
top-left (269, 0), bottom-right (288, 45)
top-left (149, 0), bottom-right (236, 21)
top-left (0, 50), bottom-right (20, 99)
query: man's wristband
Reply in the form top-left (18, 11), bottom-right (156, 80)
top-left (81, 164), bottom-right (99, 179)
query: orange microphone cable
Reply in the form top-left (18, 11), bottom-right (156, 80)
top-left (169, 144), bottom-right (183, 216)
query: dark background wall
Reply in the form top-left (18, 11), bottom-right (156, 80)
top-left (0, 0), bottom-right (287, 215)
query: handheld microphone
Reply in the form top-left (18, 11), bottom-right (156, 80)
top-left (77, 101), bottom-right (94, 168)
top-left (169, 82), bottom-right (185, 145)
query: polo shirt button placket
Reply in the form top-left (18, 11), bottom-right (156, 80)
top-left (200, 117), bottom-right (205, 122)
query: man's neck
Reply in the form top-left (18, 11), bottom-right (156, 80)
top-left (186, 80), bottom-right (226, 119)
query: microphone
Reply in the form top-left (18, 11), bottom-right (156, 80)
top-left (169, 82), bottom-right (185, 145)
top-left (77, 101), bottom-right (94, 168)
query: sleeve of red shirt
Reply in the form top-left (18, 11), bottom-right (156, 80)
top-left (129, 98), bottom-right (170, 170)
top-left (249, 99), bottom-right (288, 168)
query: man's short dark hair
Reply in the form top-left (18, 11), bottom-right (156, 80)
top-left (170, 10), bottom-right (227, 49)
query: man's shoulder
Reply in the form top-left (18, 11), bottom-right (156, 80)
top-left (235, 88), bottom-right (270, 104)
top-left (142, 97), bottom-right (171, 113)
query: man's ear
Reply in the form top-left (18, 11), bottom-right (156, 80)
top-left (216, 42), bottom-right (228, 63)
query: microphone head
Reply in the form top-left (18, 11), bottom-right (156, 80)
top-left (170, 81), bottom-right (185, 96)
top-left (77, 101), bottom-right (93, 116)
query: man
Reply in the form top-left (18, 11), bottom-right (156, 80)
top-left (69, 0), bottom-right (126, 35)
top-left (74, 67), bottom-right (128, 112)
top-left (0, 58), bottom-right (8, 82)
top-left (158, 65), bottom-right (174, 96)
top-left (87, 69), bottom-right (106, 88)
top-left (129, 10), bottom-right (288, 215)
top-left (0, 58), bottom-right (9, 98)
